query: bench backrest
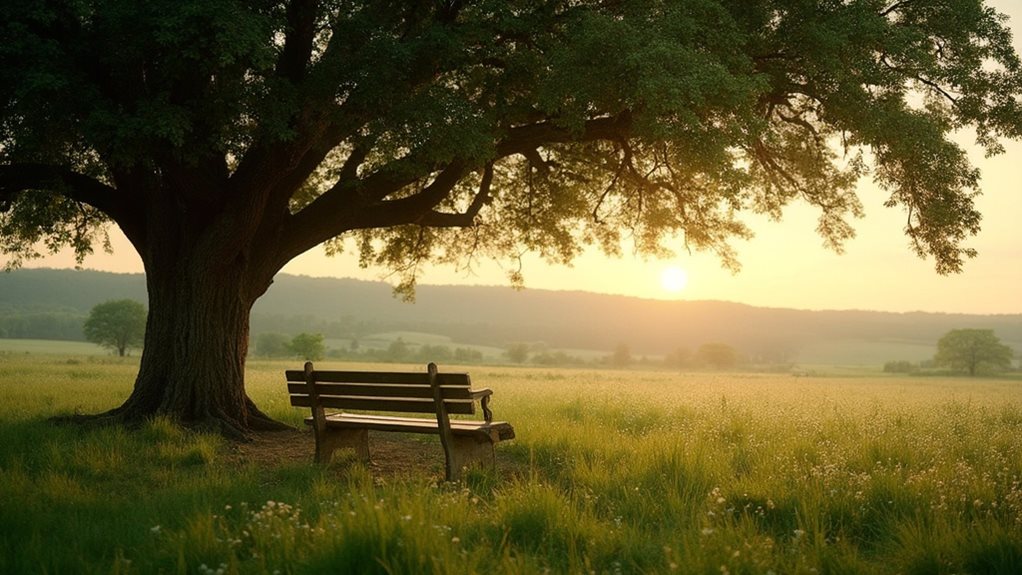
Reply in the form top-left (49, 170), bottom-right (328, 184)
top-left (285, 365), bottom-right (477, 416)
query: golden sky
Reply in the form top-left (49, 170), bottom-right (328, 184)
top-left (14, 0), bottom-right (1022, 315)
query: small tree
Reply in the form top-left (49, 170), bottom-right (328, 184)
top-left (505, 343), bottom-right (531, 364)
top-left (386, 337), bottom-right (410, 362)
top-left (883, 360), bottom-right (918, 374)
top-left (454, 348), bottom-right (484, 363)
top-left (83, 300), bottom-right (146, 357)
top-left (933, 329), bottom-right (1013, 376)
top-left (417, 344), bottom-right (452, 362)
top-left (289, 333), bottom-right (325, 362)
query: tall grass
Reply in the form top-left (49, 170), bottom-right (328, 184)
top-left (1, 355), bottom-right (1020, 573)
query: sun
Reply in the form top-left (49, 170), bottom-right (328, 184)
top-left (660, 266), bottom-right (689, 293)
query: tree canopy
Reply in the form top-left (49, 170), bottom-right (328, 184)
top-left (289, 332), bottom-right (325, 361)
top-left (934, 328), bottom-right (1013, 375)
top-left (4, 1), bottom-right (1021, 285)
top-left (83, 299), bottom-right (147, 356)
top-left (1, 0), bottom-right (1020, 432)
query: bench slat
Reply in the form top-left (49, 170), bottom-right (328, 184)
top-left (285, 370), bottom-right (470, 386)
top-left (290, 394), bottom-right (476, 415)
top-left (287, 382), bottom-right (473, 400)
top-left (307, 413), bottom-right (514, 438)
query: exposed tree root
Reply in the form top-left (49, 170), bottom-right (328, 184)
top-left (245, 398), bottom-right (294, 432)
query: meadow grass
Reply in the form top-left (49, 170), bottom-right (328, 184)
top-left (1, 355), bottom-right (1020, 574)
top-left (0, 338), bottom-right (107, 355)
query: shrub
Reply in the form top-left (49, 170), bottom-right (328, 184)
top-left (883, 360), bottom-right (918, 374)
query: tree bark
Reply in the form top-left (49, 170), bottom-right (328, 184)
top-left (99, 262), bottom-right (287, 436)
top-left (93, 190), bottom-right (291, 437)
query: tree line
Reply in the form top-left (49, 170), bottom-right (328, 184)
top-left (253, 332), bottom-right (485, 365)
top-left (0, 310), bottom-right (86, 341)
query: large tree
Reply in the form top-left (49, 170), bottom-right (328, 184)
top-left (2, 1), bottom-right (1021, 434)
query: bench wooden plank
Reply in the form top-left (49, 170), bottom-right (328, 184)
top-left (290, 394), bottom-right (476, 415)
top-left (285, 370), bottom-right (470, 386)
top-left (287, 381), bottom-right (474, 400)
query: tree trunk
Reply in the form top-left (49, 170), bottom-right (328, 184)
top-left (101, 263), bottom-right (286, 435)
top-left (96, 195), bottom-right (290, 437)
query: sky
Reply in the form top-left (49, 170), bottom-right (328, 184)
top-left (11, 1), bottom-right (1022, 315)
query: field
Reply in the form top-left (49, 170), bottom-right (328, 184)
top-left (0, 338), bottom-right (106, 355)
top-left (1, 354), bottom-right (1020, 574)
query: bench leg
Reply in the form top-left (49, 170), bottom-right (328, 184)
top-left (317, 428), bottom-right (370, 464)
top-left (446, 434), bottom-right (495, 481)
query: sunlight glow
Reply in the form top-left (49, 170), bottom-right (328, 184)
top-left (660, 266), bottom-right (689, 293)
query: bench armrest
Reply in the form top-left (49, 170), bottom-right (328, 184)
top-left (470, 388), bottom-right (493, 400)
top-left (471, 388), bottom-right (494, 422)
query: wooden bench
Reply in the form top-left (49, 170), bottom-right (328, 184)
top-left (285, 362), bottom-right (515, 481)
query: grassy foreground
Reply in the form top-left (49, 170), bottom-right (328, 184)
top-left (1, 355), bottom-right (1020, 574)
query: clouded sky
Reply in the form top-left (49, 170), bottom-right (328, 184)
top-left (13, 0), bottom-right (1022, 315)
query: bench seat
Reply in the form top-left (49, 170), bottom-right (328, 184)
top-left (309, 413), bottom-right (515, 440)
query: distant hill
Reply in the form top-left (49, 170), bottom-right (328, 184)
top-left (2, 268), bottom-right (1020, 365)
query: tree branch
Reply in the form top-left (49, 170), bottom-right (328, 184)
top-left (276, 0), bottom-right (319, 83)
top-left (879, 55), bottom-right (960, 105)
top-left (495, 112), bottom-right (633, 158)
top-left (0, 164), bottom-right (136, 223)
top-left (278, 112), bottom-right (634, 262)
top-left (881, 1), bottom-right (914, 18)
top-left (417, 163), bottom-right (493, 228)
top-left (347, 160), bottom-right (467, 229)
top-left (278, 156), bottom-right (458, 260)
top-left (522, 148), bottom-right (551, 175)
